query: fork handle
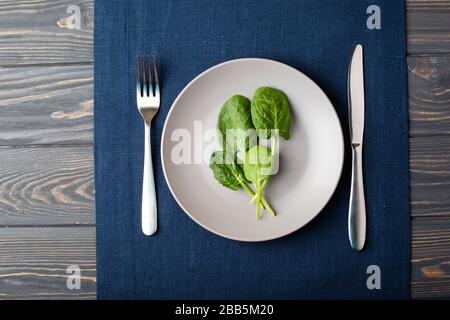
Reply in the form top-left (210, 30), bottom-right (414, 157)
top-left (348, 144), bottom-right (366, 251)
top-left (142, 122), bottom-right (157, 236)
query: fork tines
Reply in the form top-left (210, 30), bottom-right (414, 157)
top-left (136, 55), bottom-right (159, 98)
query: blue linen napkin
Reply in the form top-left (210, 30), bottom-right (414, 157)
top-left (94, 0), bottom-right (409, 299)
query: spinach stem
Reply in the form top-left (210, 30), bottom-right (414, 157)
top-left (260, 196), bottom-right (277, 217)
top-left (271, 136), bottom-right (277, 154)
top-left (260, 178), bottom-right (268, 191)
top-left (258, 178), bottom-right (276, 217)
top-left (239, 180), bottom-right (267, 210)
top-left (255, 180), bottom-right (261, 219)
top-left (249, 179), bottom-right (267, 203)
top-left (240, 181), bottom-right (255, 197)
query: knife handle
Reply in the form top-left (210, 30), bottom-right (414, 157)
top-left (348, 144), bottom-right (366, 251)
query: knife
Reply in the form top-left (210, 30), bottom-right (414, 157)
top-left (348, 44), bottom-right (366, 251)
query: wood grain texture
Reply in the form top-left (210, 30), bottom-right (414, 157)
top-left (0, 65), bottom-right (92, 145)
top-left (408, 56), bottom-right (450, 136)
top-left (0, 147), bottom-right (94, 226)
top-left (412, 217), bottom-right (450, 299)
top-left (408, 56), bottom-right (450, 218)
top-left (407, 0), bottom-right (450, 54)
top-left (410, 135), bottom-right (450, 218)
top-left (0, 226), bottom-right (95, 300)
top-left (0, 0), bottom-right (93, 66)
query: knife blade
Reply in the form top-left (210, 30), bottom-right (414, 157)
top-left (349, 45), bottom-right (365, 145)
top-left (348, 44), bottom-right (366, 251)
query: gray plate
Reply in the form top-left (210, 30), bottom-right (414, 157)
top-left (161, 58), bottom-right (344, 242)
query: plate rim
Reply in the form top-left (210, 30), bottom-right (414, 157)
top-left (160, 58), bottom-right (345, 242)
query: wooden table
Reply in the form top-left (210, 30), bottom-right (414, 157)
top-left (0, 0), bottom-right (449, 299)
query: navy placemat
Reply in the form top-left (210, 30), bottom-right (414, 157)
top-left (94, 0), bottom-right (409, 299)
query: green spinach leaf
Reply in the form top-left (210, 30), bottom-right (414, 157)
top-left (217, 95), bottom-right (255, 155)
top-left (251, 87), bottom-right (292, 140)
top-left (243, 145), bottom-right (273, 183)
top-left (210, 151), bottom-right (252, 190)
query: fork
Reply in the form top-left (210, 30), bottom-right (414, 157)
top-left (136, 56), bottom-right (160, 236)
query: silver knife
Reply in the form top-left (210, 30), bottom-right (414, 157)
top-left (348, 44), bottom-right (366, 251)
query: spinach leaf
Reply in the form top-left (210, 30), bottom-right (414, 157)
top-left (210, 88), bottom-right (289, 219)
top-left (251, 87), bottom-right (292, 140)
top-left (209, 151), bottom-right (244, 190)
top-left (243, 145), bottom-right (273, 183)
top-left (217, 95), bottom-right (255, 155)
top-left (209, 151), bottom-right (242, 190)
top-left (209, 151), bottom-right (271, 215)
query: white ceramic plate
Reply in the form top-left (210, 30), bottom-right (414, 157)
top-left (161, 58), bottom-right (344, 242)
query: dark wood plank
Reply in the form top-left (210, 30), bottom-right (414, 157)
top-left (0, 0), bottom-right (93, 66)
top-left (412, 217), bottom-right (450, 299)
top-left (0, 65), bottom-right (92, 145)
top-left (408, 56), bottom-right (450, 215)
top-left (407, 0), bottom-right (450, 54)
top-left (0, 226), bottom-right (95, 300)
top-left (410, 135), bottom-right (450, 218)
top-left (406, 2), bottom-right (450, 298)
top-left (0, 147), bottom-right (94, 226)
top-left (408, 56), bottom-right (450, 136)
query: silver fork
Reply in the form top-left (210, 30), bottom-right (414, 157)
top-left (136, 56), bottom-right (160, 236)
